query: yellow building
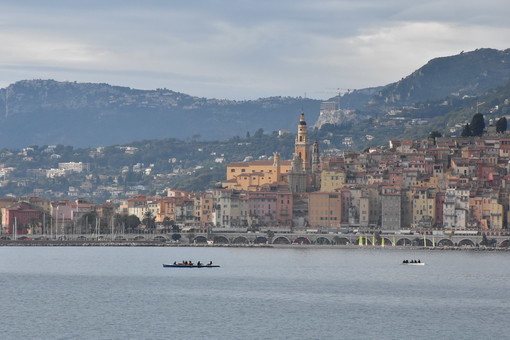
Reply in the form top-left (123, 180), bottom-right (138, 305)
top-left (490, 197), bottom-right (504, 230)
top-left (223, 155), bottom-right (292, 191)
top-left (410, 186), bottom-right (436, 228)
top-left (223, 113), bottom-right (319, 192)
top-left (320, 170), bottom-right (346, 192)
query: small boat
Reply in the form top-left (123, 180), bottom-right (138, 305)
top-left (163, 263), bottom-right (220, 268)
top-left (404, 262), bottom-right (425, 266)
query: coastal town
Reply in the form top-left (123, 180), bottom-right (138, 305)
top-left (1, 111), bottom-right (510, 245)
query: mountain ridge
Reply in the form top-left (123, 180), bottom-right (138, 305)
top-left (1, 48), bottom-right (510, 149)
top-left (0, 80), bottom-right (320, 148)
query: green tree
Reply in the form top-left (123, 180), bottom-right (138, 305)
top-left (162, 216), bottom-right (172, 233)
top-left (496, 117), bottom-right (507, 133)
top-left (461, 123), bottom-right (472, 137)
top-left (142, 211), bottom-right (156, 230)
top-left (254, 128), bottom-right (264, 138)
top-left (266, 230), bottom-right (275, 243)
top-left (470, 113), bottom-right (485, 136)
top-left (125, 215), bottom-right (141, 231)
top-left (116, 214), bottom-right (141, 232)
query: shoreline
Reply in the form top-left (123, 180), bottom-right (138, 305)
top-left (1, 240), bottom-right (509, 251)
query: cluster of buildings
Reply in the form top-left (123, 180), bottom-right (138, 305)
top-left (3, 113), bottom-right (510, 235)
top-left (211, 113), bottom-right (510, 233)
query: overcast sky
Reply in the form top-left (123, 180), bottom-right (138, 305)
top-left (0, 0), bottom-right (509, 100)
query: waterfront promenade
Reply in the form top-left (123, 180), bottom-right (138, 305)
top-left (1, 231), bottom-right (509, 249)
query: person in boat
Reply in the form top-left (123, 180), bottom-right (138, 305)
top-left (417, 259), bottom-right (421, 263)
top-left (197, 261), bottom-right (201, 266)
top-left (208, 261), bottom-right (213, 266)
top-left (173, 261), bottom-right (176, 265)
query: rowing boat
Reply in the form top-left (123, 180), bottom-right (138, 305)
top-left (402, 262), bottom-right (425, 266)
top-left (163, 264), bottom-right (220, 268)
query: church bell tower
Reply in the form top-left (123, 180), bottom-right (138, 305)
top-left (295, 112), bottom-right (310, 174)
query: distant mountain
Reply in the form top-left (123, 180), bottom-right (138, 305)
top-left (1, 48), bottom-right (509, 149)
top-left (316, 48), bottom-right (510, 147)
top-left (336, 48), bottom-right (510, 112)
top-left (0, 80), bottom-right (320, 148)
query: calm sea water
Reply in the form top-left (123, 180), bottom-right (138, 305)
top-left (0, 246), bottom-right (508, 340)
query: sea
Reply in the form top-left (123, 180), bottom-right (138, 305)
top-left (0, 246), bottom-right (508, 340)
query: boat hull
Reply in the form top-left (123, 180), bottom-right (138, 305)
top-left (403, 263), bottom-right (425, 266)
top-left (163, 264), bottom-right (220, 268)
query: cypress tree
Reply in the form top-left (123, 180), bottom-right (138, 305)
top-left (496, 117), bottom-right (507, 133)
top-left (470, 113), bottom-right (485, 136)
top-left (461, 123), bottom-right (472, 137)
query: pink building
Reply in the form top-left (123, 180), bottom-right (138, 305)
top-left (247, 191), bottom-right (292, 227)
top-left (5, 203), bottom-right (42, 234)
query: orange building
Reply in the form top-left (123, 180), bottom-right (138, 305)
top-left (308, 192), bottom-right (342, 229)
top-left (223, 154), bottom-right (292, 191)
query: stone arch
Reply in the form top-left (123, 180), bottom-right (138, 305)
top-left (396, 238), bottom-right (412, 246)
top-left (213, 235), bottom-right (229, 244)
top-left (414, 238), bottom-right (434, 247)
top-left (499, 239), bottom-right (510, 247)
top-left (381, 237), bottom-right (393, 246)
top-left (254, 236), bottom-right (268, 244)
top-left (458, 239), bottom-right (475, 247)
top-left (437, 239), bottom-right (454, 247)
top-left (154, 235), bottom-right (167, 242)
top-left (273, 236), bottom-right (290, 244)
top-left (357, 237), bottom-right (372, 245)
top-left (133, 235), bottom-right (145, 240)
top-left (332, 236), bottom-right (350, 245)
top-left (0, 236), bottom-right (11, 240)
top-left (315, 237), bottom-right (330, 245)
top-left (293, 237), bottom-right (310, 245)
top-left (233, 236), bottom-right (250, 244)
top-left (194, 235), bottom-right (208, 244)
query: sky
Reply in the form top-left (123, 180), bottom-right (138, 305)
top-left (0, 0), bottom-right (509, 100)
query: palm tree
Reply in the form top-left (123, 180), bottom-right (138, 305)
top-left (142, 211), bottom-right (156, 231)
top-left (266, 230), bottom-right (275, 243)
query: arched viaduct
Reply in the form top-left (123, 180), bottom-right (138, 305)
top-left (3, 232), bottom-right (509, 248)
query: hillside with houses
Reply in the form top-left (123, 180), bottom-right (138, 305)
top-left (3, 112), bottom-right (510, 238)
